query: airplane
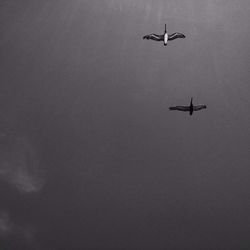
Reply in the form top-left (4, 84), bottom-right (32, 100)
top-left (143, 24), bottom-right (185, 46)
top-left (169, 98), bottom-right (206, 116)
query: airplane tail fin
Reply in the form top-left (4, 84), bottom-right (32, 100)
top-left (165, 24), bottom-right (167, 33)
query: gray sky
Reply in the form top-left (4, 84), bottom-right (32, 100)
top-left (1, 0), bottom-right (250, 249)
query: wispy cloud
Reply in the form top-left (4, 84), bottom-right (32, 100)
top-left (0, 211), bottom-right (42, 249)
top-left (0, 212), bottom-right (12, 237)
top-left (0, 136), bottom-right (45, 193)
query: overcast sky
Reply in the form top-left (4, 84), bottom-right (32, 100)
top-left (1, 0), bottom-right (250, 249)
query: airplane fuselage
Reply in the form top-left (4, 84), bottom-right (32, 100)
top-left (164, 32), bottom-right (168, 46)
top-left (189, 106), bottom-right (193, 115)
top-left (189, 99), bottom-right (193, 115)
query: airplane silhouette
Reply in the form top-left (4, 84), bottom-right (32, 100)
top-left (143, 24), bottom-right (185, 46)
top-left (169, 98), bottom-right (206, 115)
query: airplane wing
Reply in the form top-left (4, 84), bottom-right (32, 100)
top-left (169, 106), bottom-right (190, 112)
top-left (168, 33), bottom-right (185, 41)
top-left (193, 105), bottom-right (207, 111)
top-left (143, 34), bottom-right (164, 41)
